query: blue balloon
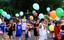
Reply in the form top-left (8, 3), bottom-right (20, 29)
top-left (15, 13), bottom-right (19, 17)
top-left (19, 11), bottom-right (24, 16)
top-left (6, 14), bottom-right (11, 19)
top-left (2, 11), bottom-right (7, 17)
top-left (46, 7), bottom-right (50, 12)
top-left (39, 13), bottom-right (44, 19)
top-left (33, 3), bottom-right (39, 10)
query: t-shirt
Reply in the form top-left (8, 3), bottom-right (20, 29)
top-left (22, 23), bottom-right (27, 30)
top-left (60, 31), bottom-right (64, 35)
top-left (39, 23), bottom-right (47, 40)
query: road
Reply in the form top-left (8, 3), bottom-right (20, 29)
top-left (0, 30), bottom-right (53, 40)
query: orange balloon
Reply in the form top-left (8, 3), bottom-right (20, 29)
top-left (50, 10), bottom-right (56, 19)
top-left (29, 16), bottom-right (33, 20)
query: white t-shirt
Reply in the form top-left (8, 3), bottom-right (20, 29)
top-left (22, 23), bottom-right (27, 30)
top-left (39, 23), bottom-right (47, 40)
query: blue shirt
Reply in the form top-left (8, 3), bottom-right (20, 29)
top-left (60, 31), bottom-right (64, 35)
top-left (0, 22), bottom-right (6, 33)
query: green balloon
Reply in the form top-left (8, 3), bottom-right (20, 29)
top-left (32, 10), bottom-right (35, 14)
top-left (56, 8), bottom-right (63, 18)
top-left (0, 9), bottom-right (3, 14)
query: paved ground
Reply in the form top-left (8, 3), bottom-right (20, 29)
top-left (0, 30), bottom-right (53, 40)
top-left (21, 30), bottom-right (53, 40)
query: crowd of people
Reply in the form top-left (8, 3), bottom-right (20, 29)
top-left (0, 17), bottom-right (64, 40)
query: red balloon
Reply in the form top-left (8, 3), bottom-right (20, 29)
top-left (34, 12), bottom-right (38, 17)
top-left (48, 12), bottom-right (50, 15)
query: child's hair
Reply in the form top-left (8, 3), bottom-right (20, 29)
top-left (39, 19), bottom-right (45, 23)
top-left (61, 25), bottom-right (64, 30)
top-left (55, 21), bottom-right (61, 26)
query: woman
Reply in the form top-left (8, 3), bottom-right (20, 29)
top-left (15, 19), bottom-right (22, 40)
top-left (54, 21), bottom-right (61, 40)
top-left (34, 20), bottom-right (39, 40)
top-left (38, 19), bottom-right (47, 40)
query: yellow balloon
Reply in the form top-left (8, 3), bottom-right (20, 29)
top-left (49, 25), bottom-right (54, 31)
top-left (49, 17), bottom-right (55, 20)
top-left (29, 16), bottom-right (33, 20)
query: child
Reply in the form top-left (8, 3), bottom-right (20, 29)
top-left (25, 25), bottom-right (31, 40)
top-left (39, 19), bottom-right (47, 40)
top-left (60, 25), bottom-right (64, 40)
top-left (54, 21), bottom-right (61, 40)
top-left (1, 17), bottom-right (6, 33)
top-left (34, 20), bottom-right (39, 40)
top-left (8, 20), bottom-right (13, 39)
top-left (15, 19), bottom-right (22, 40)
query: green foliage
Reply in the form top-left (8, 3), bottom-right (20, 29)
top-left (0, 0), bottom-right (63, 16)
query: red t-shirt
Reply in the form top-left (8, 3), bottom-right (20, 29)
top-left (54, 26), bottom-right (60, 38)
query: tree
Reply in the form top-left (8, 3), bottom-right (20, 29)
top-left (0, 0), bottom-right (63, 15)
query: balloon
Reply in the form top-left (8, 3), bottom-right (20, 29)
top-left (6, 14), bottom-right (11, 19)
top-left (55, 17), bottom-right (60, 21)
top-left (56, 8), bottom-right (63, 18)
top-left (48, 12), bottom-right (50, 15)
top-left (0, 9), bottom-right (3, 14)
top-left (15, 13), bottom-right (19, 17)
top-left (38, 13), bottom-right (44, 19)
top-left (49, 17), bottom-right (54, 20)
top-left (32, 10), bottom-right (36, 14)
top-left (19, 11), bottom-right (24, 16)
top-left (63, 11), bottom-right (64, 16)
top-left (46, 7), bottom-right (50, 12)
top-left (49, 25), bottom-right (54, 31)
top-left (2, 11), bottom-right (7, 17)
top-left (33, 3), bottom-right (39, 10)
top-left (34, 12), bottom-right (38, 17)
top-left (29, 16), bottom-right (33, 20)
top-left (50, 10), bottom-right (56, 19)
top-left (0, 18), bottom-right (2, 24)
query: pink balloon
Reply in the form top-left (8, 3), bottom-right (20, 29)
top-left (55, 17), bottom-right (60, 21)
top-left (48, 12), bottom-right (50, 15)
top-left (34, 12), bottom-right (38, 17)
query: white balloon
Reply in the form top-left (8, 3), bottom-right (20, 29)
top-left (19, 11), bottom-right (24, 16)
top-left (15, 13), bottom-right (19, 17)
top-left (46, 7), bottom-right (50, 12)
top-left (33, 3), bottom-right (39, 10)
top-left (38, 13), bottom-right (44, 19)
